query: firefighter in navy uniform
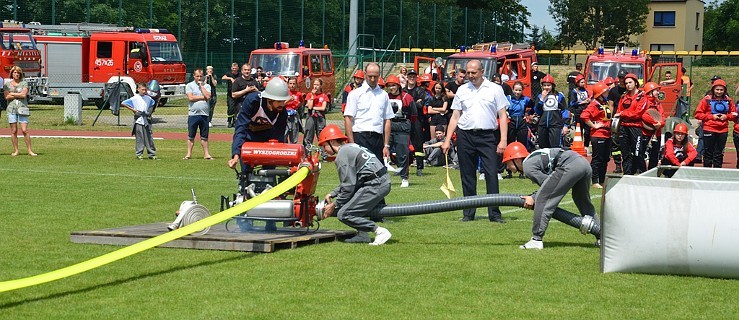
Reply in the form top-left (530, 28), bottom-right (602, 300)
top-left (386, 75), bottom-right (418, 188)
top-left (404, 69), bottom-right (428, 176)
top-left (569, 74), bottom-right (592, 153)
top-left (533, 75), bottom-right (569, 148)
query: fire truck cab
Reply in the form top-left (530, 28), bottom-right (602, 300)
top-left (415, 42), bottom-right (537, 96)
top-left (584, 47), bottom-right (683, 115)
top-left (248, 42), bottom-right (335, 102)
top-left (29, 23), bottom-right (187, 107)
top-left (0, 23), bottom-right (42, 79)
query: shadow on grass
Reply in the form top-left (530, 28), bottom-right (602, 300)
top-left (0, 253), bottom-right (254, 310)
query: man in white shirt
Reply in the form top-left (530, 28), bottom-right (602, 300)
top-left (343, 63), bottom-right (395, 162)
top-left (442, 59), bottom-right (509, 223)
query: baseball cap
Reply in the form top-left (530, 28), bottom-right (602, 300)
top-left (407, 69), bottom-right (418, 76)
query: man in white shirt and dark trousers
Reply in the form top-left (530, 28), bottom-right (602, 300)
top-left (442, 60), bottom-right (509, 223)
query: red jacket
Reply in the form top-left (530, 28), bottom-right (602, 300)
top-left (663, 138), bottom-right (697, 165)
top-left (641, 95), bottom-right (665, 136)
top-left (580, 100), bottom-right (611, 139)
top-left (616, 90), bottom-right (647, 127)
top-left (694, 95), bottom-right (737, 134)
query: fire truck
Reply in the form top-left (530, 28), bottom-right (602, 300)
top-left (0, 22), bottom-right (42, 78)
top-left (583, 47), bottom-right (683, 115)
top-left (415, 42), bottom-right (538, 96)
top-left (27, 23), bottom-right (187, 108)
top-left (248, 41), bottom-right (335, 104)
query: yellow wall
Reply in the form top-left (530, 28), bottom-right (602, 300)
top-left (637, 0), bottom-right (704, 52)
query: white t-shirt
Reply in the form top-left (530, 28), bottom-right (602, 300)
top-left (344, 82), bottom-right (395, 133)
top-left (122, 94), bottom-right (156, 125)
top-left (450, 78), bottom-right (510, 130)
top-left (186, 81), bottom-right (211, 116)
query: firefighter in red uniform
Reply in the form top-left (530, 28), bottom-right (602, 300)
top-left (661, 123), bottom-right (697, 177)
top-left (385, 75), bottom-right (417, 188)
top-left (580, 82), bottom-right (611, 188)
top-left (341, 70), bottom-right (365, 113)
top-left (614, 73), bottom-right (646, 175)
top-left (640, 82), bottom-right (666, 171)
top-left (694, 79), bottom-right (737, 168)
top-left (284, 77), bottom-right (304, 144)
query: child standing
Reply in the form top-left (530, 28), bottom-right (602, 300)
top-left (318, 124), bottom-right (392, 246)
top-left (122, 82), bottom-right (157, 160)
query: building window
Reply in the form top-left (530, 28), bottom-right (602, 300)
top-left (650, 44), bottom-right (675, 51)
top-left (654, 11), bottom-right (676, 27)
top-left (696, 12), bottom-right (700, 30)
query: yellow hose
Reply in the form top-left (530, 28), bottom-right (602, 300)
top-left (0, 167), bottom-right (310, 293)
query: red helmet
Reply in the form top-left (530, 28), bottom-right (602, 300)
top-left (318, 124), bottom-right (348, 146)
top-left (502, 142), bottom-right (530, 163)
top-left (624, 73), bottom-right (639, 85)
top-left (604, 77), bottom-right (615, 86)
top-left (385, 75), bottom-right (401, 86)
top-left (642, 82), bottom-right (660, 94)
top-left (592, 82), bottom-right (609, 99)
top-left (673, 123), bottom-right (689, 135)
top-left (575, 74), bottom-right (585, 85)
top-left (712, 79), bottom-right (727, 91)
top-left (377, 77), bottom-right (385, 87)
top-left (418, 74), bottom-right (432, 83)
top-left (541, 74), bottom-right (555, 86)
top-left (353, 70), bottom-right (365, 79)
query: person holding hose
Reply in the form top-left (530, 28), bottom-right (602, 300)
top-left (318, 124), bottom-right (392, 246)
top-left (501, 142), bottom-right (600, 250)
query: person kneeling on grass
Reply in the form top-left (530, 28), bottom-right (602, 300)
top-left (318, 124), bottom-right (392, 245)
top-left (502, 142), bottom-right (600, 250)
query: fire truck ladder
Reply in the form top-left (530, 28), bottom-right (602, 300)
top-left (26, 22), bottom-right (134, 36)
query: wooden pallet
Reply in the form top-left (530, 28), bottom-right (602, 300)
top-left (70, 223), bottom-right (356, 253)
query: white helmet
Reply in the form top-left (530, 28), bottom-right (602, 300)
top-left (261, 78), bottom-right (290, 101)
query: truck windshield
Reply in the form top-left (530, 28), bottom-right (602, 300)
top-left (0, 31), bottom-right (37, 50)
top-left (250, 54), bottom-right (301, 77)
top-left (443, 58), bottom-right (497, 82)
top-left (586, 61), bottom-right (644, 84)
top-left (148, 41), bottom-right (183, 63)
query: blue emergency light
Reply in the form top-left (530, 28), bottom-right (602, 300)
top-left (631, 49), bottom-right (638, 57)
top-left (276, 42), bottom-right (282, 50)
top-left (135, 28), bottom-right (170, 34)
top-left (598, 47), bottom-right (605, 55)
top-left (460, 45), bottom-right (466, 53)
top-left (490, 46), bottom-right (497, 53)
top-left (299, 40), bottom-right (305, 48)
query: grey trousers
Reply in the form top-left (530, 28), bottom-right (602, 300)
top-left (134, 124), bottom-right (156, 157)
top-left (304, 116), bottom-right (326, 147)
top-left (531, 155), bottom-right (598, 240)
top-left (337, 177), bottom-right (391, 232)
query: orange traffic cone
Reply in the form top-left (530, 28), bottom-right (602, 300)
top-left (571, 123), bottom-right (587, 156)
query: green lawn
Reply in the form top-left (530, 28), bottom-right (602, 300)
top-left (0, 138), bottom-right (737, 319)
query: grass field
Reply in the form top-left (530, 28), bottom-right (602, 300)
top-left (1, 138), bottom-right (738, 319)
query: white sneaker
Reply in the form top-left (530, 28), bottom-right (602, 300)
top-left (209, 122), bottom-right (213, 128)
top-left (400, 179), bottom-right (409, 188)
top-left (478, 173), bottom-right (486, 180)
top-left (370, 227), bottom-right (392, 245)
top-left (519, 238), bottom-right (544, 250)
top-left (497, 173), bottom-right (504, 181)
top-left (592, 183), bottom-right (603, 189)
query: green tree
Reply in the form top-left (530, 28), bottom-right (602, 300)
top-left (537, 26), bottom-right (559, 50)
top-left (703, 0), bottom-right (739, 51)
top-left (548, 0), bottom-right (649, 49)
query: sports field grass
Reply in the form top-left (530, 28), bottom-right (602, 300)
top-left (1, 137), bottom-right (738, 319)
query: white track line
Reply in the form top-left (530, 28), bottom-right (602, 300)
top-left (0, 135), bottom-right (162, 140)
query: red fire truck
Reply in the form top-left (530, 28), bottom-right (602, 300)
top-left (415, 42), bottom-right (538, 96)
top-left (27, 23), bottom-right (187, 108)
top-left (0, 22), bottom-right (42, 79)
top-left (583, 47), bottom-right (683, 115)
top-left (248, 41), bottom-right (335, 103)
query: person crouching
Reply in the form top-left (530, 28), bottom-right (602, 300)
top-left (318, 124), bottom-right (392, 245)
top-left (661, 123), bottom-right (697, 178)
top-left (502, 142), bottom-right (600, 250)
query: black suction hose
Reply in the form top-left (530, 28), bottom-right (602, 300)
top-left (365, 193), bottom-right (600, 238)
